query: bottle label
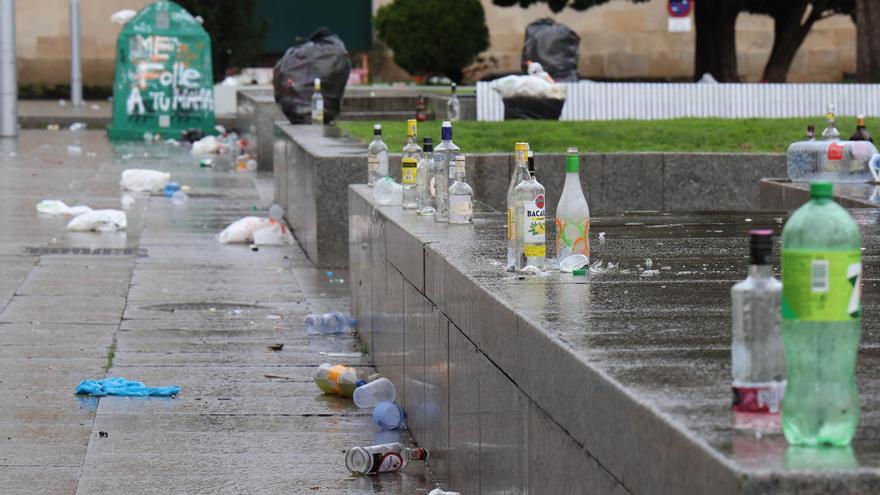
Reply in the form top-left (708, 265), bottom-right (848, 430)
top-left (368, 156), bottom-right (379, 172)
top-left (326, 365), bottom-right (347, 395)
top-left (828, 143), bottom-right (844, 160)
top-left (507, 208), bottom-right (513, 240)
top-left (372, 452), bottom-right (404, 473)
top-left (523, 196), bottom-right (546, 257)
top-left (732, 383), bottom-right (785, 414)
top-left (429, 176), bottom-right (436, 198)
top-left (449, 195), bottom-right (472, 218)
top-left (555, 217), bottom-right (591, 258)
top-left (402, 158), bottom-right (417, 184)
top-left (782, 250), bottom-right (861, 321)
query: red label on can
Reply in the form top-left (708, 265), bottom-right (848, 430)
top-left (732, 384), bottom-right (784, 414)
top-left (828, 143), bottom-right (844, 160)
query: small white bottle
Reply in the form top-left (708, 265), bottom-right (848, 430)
top-left (311, 78), bottom-right (324, 125)
top-left (448, 155), bottom-right (473, 224)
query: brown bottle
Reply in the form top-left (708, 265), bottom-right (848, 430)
top-left (850, 114), bottom-right (873, 143)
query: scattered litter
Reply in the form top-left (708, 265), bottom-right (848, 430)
top-left (429, 489), bottom-right (461, 495)
top-left (263, 374), bottom-right (292, 380)
top-left (267, 343), bottom-right (284, 352)
top-left (67, 209), bottom-right (127, 232)
top-left (326, 271), bottom-right (345, 284)
top-left (69, 122), bottom-right (86, 131)
top-left (645, 258), bottom-right (653, 269)
top-left (269, 204), bottom-right (284, 221)
top-left (246, 159), bottom-right (258, 171)
top-left (191, 135), bottom-right (220, 155)
top-left (318, 352), bottom-right (363, 359)
top-left (166, 138), bottom-right (179, 146)
top-left (75, 377), bottom-right (179, 397)
top-left (58, 99), bottom-right (67, 107)
top-left (47, 124), bottom-right (60, 131)
top-left (253, 222), bottom-right (294, 246)
top-left (90, 104), bottom-right (101, 110)
top-left (640, 269), bottom-right (660, 277)
top-left (218, 216), bottom-right (271, 244)
top-left (250, 244), bottom-right (259, 252)
top-left (98, 431), bottom-right (109, 438)
top-left (373, 401), bottom-right (406, 430)
top-left (121, 195), bottom-right (135, 209)
top-left (745, 218), bottom-right (753, 223)
top-left (372, 177), bottom-right (402, 206)
top-left (36, 200), bottom-right (92, 216)
top-left (265, 314), bottom-right (283, 320)
top-left (489, 61), bottom-right (566, 99)
top-left (199, 158), bottom-right (213, 168)
top-left (110, 9), bottom-right (136, 24)
top-left (163, 182), bottom-right (181, 197)
top-left (66, 145), bottom-right (82, 156)
top-left (305, 313), bottom-right (355, 334)
top-left (354, 377), bottom-right (396, 409)
top-left (120, 169), bottom-right (171, 193)
top-left (171, 191), bottom-right (189, 206)
top-left (598, 231), bottom-right (606, 242)
top-left (314, 363), bottom-right (366, 397)
top-left (775, 217), bottom-right (784, 224)
top-left (180, 185), bottom-right (192, 193)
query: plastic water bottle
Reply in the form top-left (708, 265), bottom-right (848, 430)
top-left (163, 182), bottom-right (181, 197)
top-left (787, 140), bottom-right (877, 183)
top-left (373, 402), bottom-right (406, 430)
top-left (314, 363), bottom-right (366, 398)
top-left (171, 191), bottom-right (188, 206)
top-left (345, 443), bottom-right (427, 475)
top-left (304, 313), bottom-right (355, 335)
top-left (353, 377), bottom-right (397, 408)
top-left (781, 181), bottom-right (862, 446)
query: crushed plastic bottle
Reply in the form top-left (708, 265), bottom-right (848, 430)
top-left (353, 377), bottom-right (396, 408)
top-left (345, 443), bottom-right (427, 475)
top-left (163, 182), bottom-right (181, 197)
top-left (373, 402), bottom-right (406, 430)
top-left (314, 363), bottom-right (367, 398)
top-left (372, 177), bottom-right (402, 206)
top-left (304, 313), bottom-right (356, 335)
top-left (171, 191), bottom-right (189, 206)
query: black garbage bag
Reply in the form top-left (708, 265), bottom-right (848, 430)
top-left (521, 18), bottom-right (580, 83)
top-left (273, 28), bottom-right (352, 124)
top-left (503, 97), bottom-right (564, 120)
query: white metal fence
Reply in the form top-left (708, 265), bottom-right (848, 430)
top-left (476, 81), bottom-right (880, 121)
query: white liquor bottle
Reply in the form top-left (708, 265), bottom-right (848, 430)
top-left (514, 151), bottom-right (546, 272)
top-left (401, 119), bottom-right (422, 209)
top-left (554, 148), bottom-right (590, 263)
top-left (311, 78), bottom-right (324, 125)
top-left (447, 83), bottom-right (461, 122)
top-left (506, 142), bottom-right (530, 270)
top-left (448, 155), bottom-right (473, 224)
top-left (417, 137), bottom-right (436, 215)
top-left (367, 124), bottom-right (389, 186)
top-left (432, 121), bottom-right (459, 223)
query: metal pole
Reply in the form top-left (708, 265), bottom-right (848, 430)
top-left (0, 0), bottom-right (16, 137)
top-left (70, 0), bottom-right (82, 106)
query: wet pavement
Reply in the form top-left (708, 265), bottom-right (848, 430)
top-left (0, 131), bottom-right (432, 494)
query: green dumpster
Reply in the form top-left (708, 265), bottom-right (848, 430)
top-left (108, 0), bottom-right (215, 140)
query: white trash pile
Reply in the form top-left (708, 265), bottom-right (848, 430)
top-left (218, 208), bottom-right (293, 246)
top-left (489, 61), bottom-right (566, 100)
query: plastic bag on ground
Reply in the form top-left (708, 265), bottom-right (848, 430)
top-left (273, 27), bottom-right (352, 124)
top-left (75, 377), bottom-right (179, 397)
top-left (36, 200), bottom-right (93, 216)
top-left (120, 169), bottom-right (171, 193)
top-left (218, 216), bottom-right (272, 244)
top-left (522, 18), bottom-right (581, 83)
top-left (252, 222), bottom-right (294, 246)
top-left (191, 135), bottom-right (220, 155)
top-left (67, 210), bottom-right (127, 232)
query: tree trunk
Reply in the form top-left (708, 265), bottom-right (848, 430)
top-left (761, 1), bottom-right (824, 82)
top-left (857, 0), bottom-right (880, 82)
top-left (694, 0), bottom-right (742, 82)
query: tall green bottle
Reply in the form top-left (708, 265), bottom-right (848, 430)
top-left (781, 181), bottom-right (862, 446)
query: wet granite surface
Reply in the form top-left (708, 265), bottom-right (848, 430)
top-left (762, 178), bottom-right (880, 210)
top-left (0, 132), bottom-right (433, 494)
top-left (350, 183), bottom-right (880, 494)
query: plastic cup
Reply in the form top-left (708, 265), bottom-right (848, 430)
top-left (559, 254), bottom-right (589, 273)
top-left (373, 402), bottom-right (405, 430)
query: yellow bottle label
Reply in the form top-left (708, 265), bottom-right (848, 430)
top-left (402, 158), bottom-right (418, 184)
top-left (524, 244), bottom-right (546, 257)
top-left (507, 208), bottom-right (513, 240)
top-left (407, 119), bottom-right (417, 137)
top-left (326, 365), bottom-right (347, 395)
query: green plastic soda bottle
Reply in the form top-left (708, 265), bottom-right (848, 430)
top-left (780, 181), bottom-right (862, 446)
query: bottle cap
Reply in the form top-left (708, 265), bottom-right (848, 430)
top-left (355, 380), bottom-right (366, 388)
top-left (455, 155), bottom-right (466, 171)
top-left (749, 229), bottom-right (773, 265)
top-left (566, 148), bottom-right (579, 173)
top-left (527, 150), bottom-right (535, 173)
top-left (423, 137), bottom-right (433, 153)
top-left (314, 77), bottom-right (321, 89)
top-left (572, 268), bottom-right (587, 276)
top-left (441, 121), bottom-right (452, 141)
top-left (407, 119), bottom-right (417, 137)
top-left (810, 181), bottom-right (833, 199)
top-left (373, 124), bottom-right (382, 135)
top-left (451, 82), bottom-right (457, 93)
top-left (857, 114), bottom-right (866, 125)
top-left (514, 142), bottom-right (530, 152)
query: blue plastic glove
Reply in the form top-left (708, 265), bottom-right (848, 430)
top-left (75, 377), bottom-right (180, 397)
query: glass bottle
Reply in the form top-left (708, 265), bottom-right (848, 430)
top-left (417, 137), bottom-right (435, 215)
top-left (506, 142), bottom-right (530, 270)
top-left (448, 155), bottom-right (473, 224)
top-left (554, 148), bottom-right (590, 263)
top-left (432, 121), bottom-right (459, 223)
top-left (514, 151), bottom-right (546, 272)
top-left (367, 124), bottom-right (389, 187)
top-left (311, 78), bottom-right (324, 125)
top-left (731, 229), bottom-right (785, 432)
top-left (345, 443), bottom-right (428, 475)
top-left (821, 104), bottom-right (840, 141)
top-left (447, 83), bottom-right (461, 122)
top-left (401, 119), bottom-right (422, 209)
top-left (850, 114), bottom-right (873, 143)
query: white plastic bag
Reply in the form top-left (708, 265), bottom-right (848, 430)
top-left (218, 217), bottom-right (272, 244)
top-left (36, 200), bottom-right (93, 216)
top-left (372, 177), bottom-right (402, 206)
top-left (191, 135), bottom-right (220, 155)
top-left (120, 169), bottom-right (171, 193)
top-left (67, 210), bottom-right (127, 232)
top-left (253, 222), bottom-right (293, 246)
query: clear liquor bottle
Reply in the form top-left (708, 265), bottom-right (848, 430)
top-left (402, 119), bottom-right (422, 209)
top-left (367, 124), bottom-right (389, 187)
top-left (432, 121), bottom-right (459, 223)
top-left (448, 155), bottom-right (473, 224)
top-left (731, 229), bottom-right (785, 432)
top-left (821, 104), bottom-right (840, 141)
top-left (311, 78), bottom-right (324, 125)
top-left (447, 83), bottom-right (461, 122)
top-left (417, 137), bottom-right (436, 215)
top-left (514, 151), bottom-right (546, 272)
top-left (345, 442), bottom-right (428, 475)
top-left (506, 143), bottom-right (530, 270)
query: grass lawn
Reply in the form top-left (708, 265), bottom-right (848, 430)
top-left (337, 117), bottom-right (878, 154)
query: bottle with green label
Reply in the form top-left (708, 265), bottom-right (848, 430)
top-left (401, 119), bottom-right (422, 209)
top-left (781, 181), bottom-right (862, 447)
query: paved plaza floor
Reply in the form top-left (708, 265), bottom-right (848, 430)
top-left (0, 131), bottom-right (432, 494)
